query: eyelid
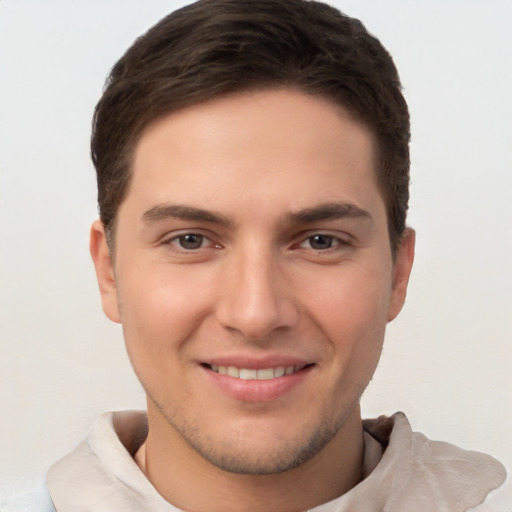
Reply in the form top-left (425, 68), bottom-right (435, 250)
top-left (294, 230), bottom-right (353, 249)
top-left (161, 229), bottom-right (222, 252)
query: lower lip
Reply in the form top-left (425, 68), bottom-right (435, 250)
top-left (201, 365), bottom-right (313, 402)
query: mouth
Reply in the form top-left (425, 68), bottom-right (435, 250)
top-left (200, 361), bottom-right (315, 401)
top-left (202, 363), bottom-right (311, 380)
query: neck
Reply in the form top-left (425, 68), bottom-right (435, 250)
top-left (136, 403), bottom-right (365, 512)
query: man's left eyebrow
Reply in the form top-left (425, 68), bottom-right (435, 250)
top-left (288, 202), bottom-right (373, 224)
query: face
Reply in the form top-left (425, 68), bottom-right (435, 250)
top-left (91, 89), bottom-right (414, 475)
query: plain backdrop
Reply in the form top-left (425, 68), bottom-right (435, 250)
top-left (1, 0), bottom-right (511, 501)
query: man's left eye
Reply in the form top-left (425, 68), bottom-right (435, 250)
top-left (300, 234), bottom-right (340, 250)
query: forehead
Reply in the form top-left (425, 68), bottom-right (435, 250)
top-left (124, 88), bottom-right (384, 224)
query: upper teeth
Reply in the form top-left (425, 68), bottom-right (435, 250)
top-left (210, 365), bottom-right (297, 380)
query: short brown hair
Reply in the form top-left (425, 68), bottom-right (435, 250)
top-left (91, 0), bottom-right (410, 253)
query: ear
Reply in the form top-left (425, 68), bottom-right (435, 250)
top-left (387, 228), bottom-right (415, 322)
top-left (89, 219), bottom-right (121, 323)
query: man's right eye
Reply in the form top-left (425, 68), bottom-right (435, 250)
top-left (168, 233), bottom-right (208, 250)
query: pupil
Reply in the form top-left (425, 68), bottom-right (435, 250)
top-left (310, 235), bottom-right (332, 249)
top-left (180, 234), bottom-right (203, 249)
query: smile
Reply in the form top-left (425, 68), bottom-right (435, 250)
top-left (207, 364), bottom-right (305, 380)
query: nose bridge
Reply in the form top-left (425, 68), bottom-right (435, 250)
top-left (216, 239), bottom-right (299, 340)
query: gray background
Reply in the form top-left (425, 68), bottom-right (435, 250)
top-left (1, 0), bottom-right (511, 500)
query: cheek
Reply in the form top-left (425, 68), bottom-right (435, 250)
top-left (306, 263), bottom-right (392, 335)
top-left (302, 263), bottom-right (391, 381)
top-left (116, 267), bottom-right (212, 360)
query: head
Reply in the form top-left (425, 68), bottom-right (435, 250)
top-left (91, 0), bottom-right (410, 256)
top-left (89, 0), bottom-right (415, 489)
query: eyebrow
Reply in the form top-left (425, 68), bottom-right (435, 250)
top-left (141, 201), bottom-right (373, 228)
top-left (288, 202), bottom-right (373, 225)
top-left (142, 203), bottom-right (232, 226)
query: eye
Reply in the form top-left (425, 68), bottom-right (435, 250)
top-left (300, 234), bottom-right (340, 250)
top-left (169, 233), bottom-right (209, 250)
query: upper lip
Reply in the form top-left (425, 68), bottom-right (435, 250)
top-left (200, 354), bottom-right (314, 370)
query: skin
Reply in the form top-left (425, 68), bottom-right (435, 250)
top-left (91, 89), bottom-right (415, 512)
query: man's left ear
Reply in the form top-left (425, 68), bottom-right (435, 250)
top-left (387, 228), bottom-right (415, 322)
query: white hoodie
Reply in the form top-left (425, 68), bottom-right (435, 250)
top-left (3, 411), bottom-right (510, 511)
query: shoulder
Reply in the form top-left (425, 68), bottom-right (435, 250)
top-left (364, 412), bottom-right (510, 511)
top-left (1, 484), bottom-right (55, 512)
top-left (466, 472), bottom-right (512, 512)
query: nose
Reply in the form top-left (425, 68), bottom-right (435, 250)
top-left (215, 245), bottom-right (300, 341)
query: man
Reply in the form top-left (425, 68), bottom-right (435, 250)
top-left (7, 0), bottom-right (510, 510)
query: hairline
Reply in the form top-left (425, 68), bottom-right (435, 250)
top-left (104, 85), bottom-right (399, 259)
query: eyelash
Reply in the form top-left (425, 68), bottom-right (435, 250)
top-left (297, 234), bottom-right (350, 251)
top-left (164, 232), bottom-right (219, 252)
top-left (162, 231), bottom-right (351, 254)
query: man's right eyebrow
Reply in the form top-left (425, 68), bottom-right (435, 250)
top-left (141, 203), bottom-right (232, 226)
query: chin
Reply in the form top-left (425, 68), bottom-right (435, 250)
top-left (182, 412), bottom-right (345, 476)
